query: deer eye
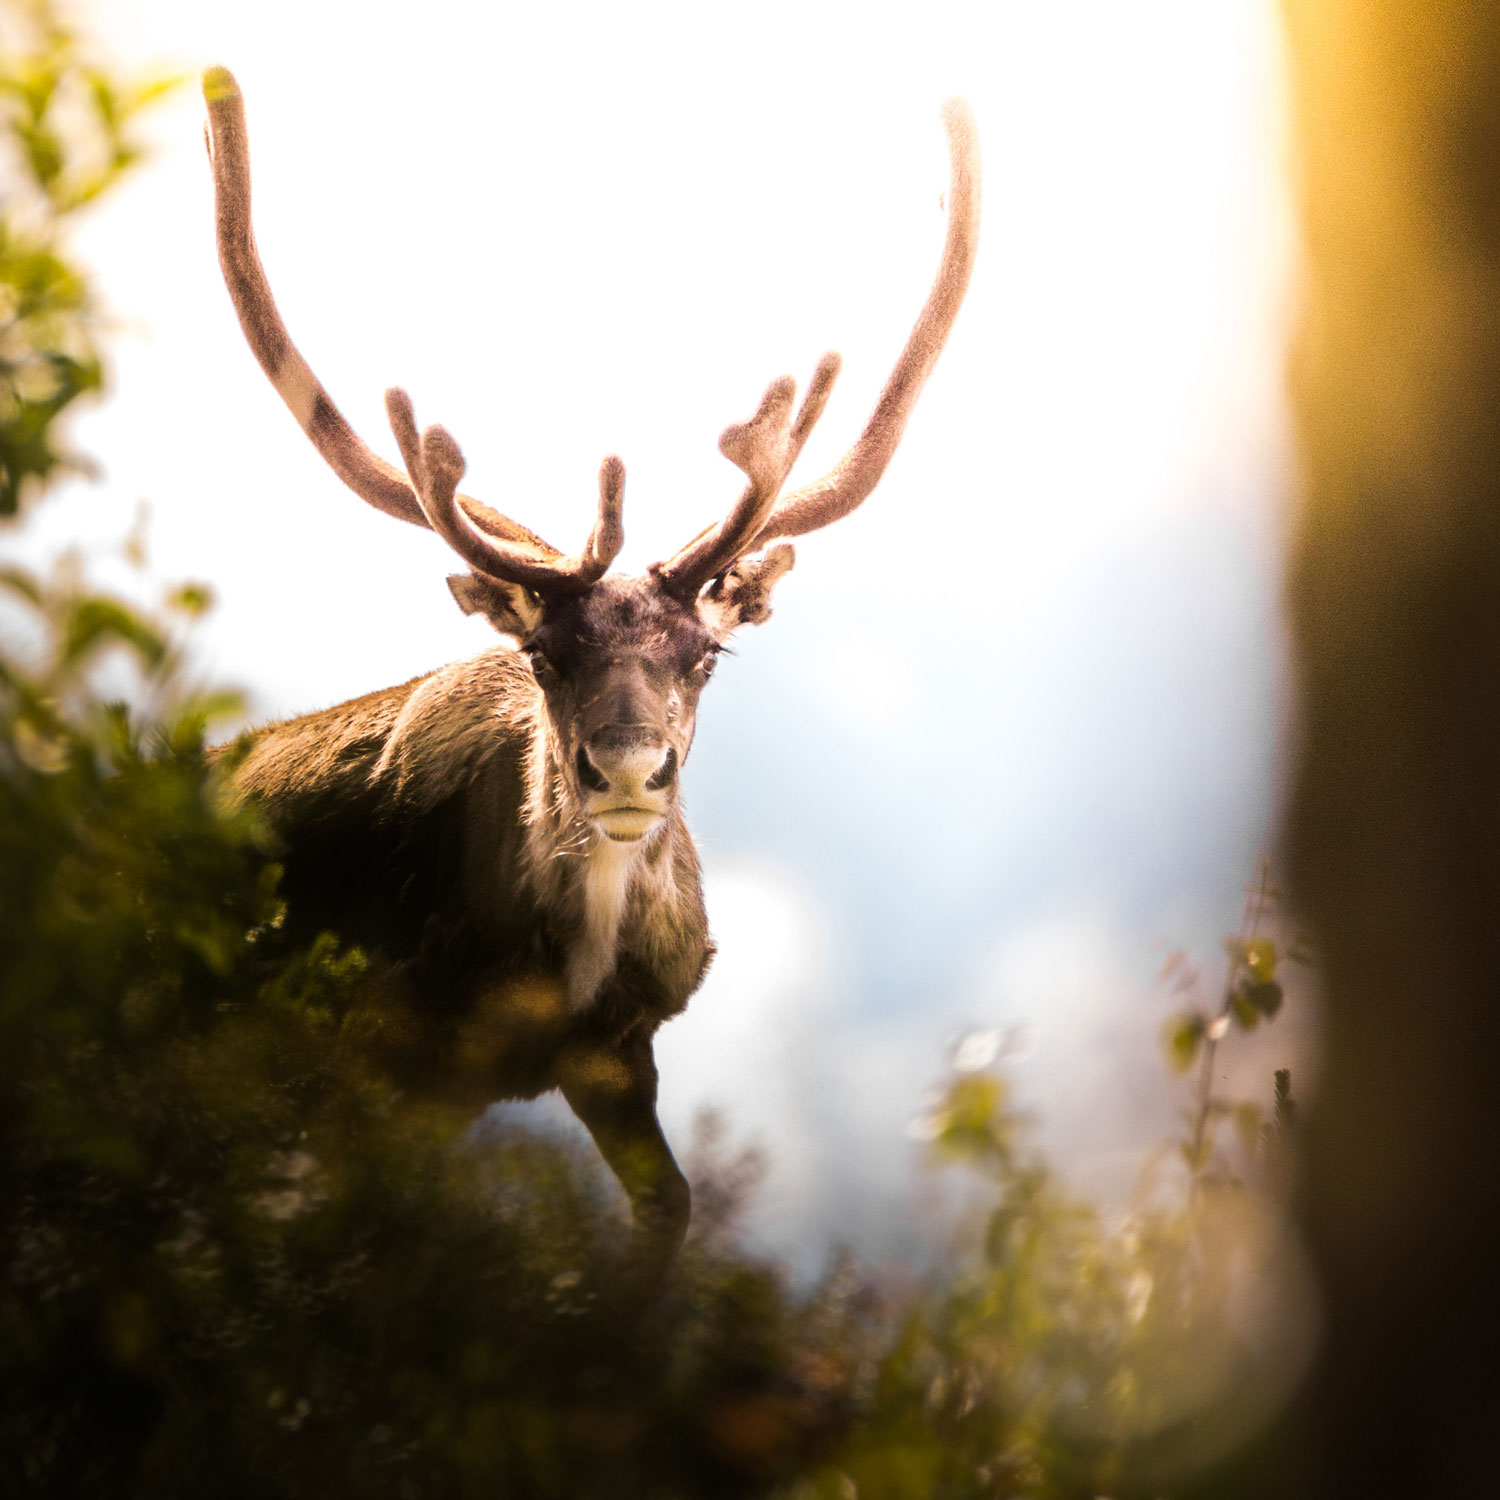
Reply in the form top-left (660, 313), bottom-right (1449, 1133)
top-left (697, 650), bottom-right (721, 679)
top-left (523, 646), bottom-right (550, 678)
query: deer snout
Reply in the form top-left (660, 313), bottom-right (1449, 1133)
top-left (578, 730), bottom-right (677, 842)
top-left (580, 729), bottom-right (677, 793)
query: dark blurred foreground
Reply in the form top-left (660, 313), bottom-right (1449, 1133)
top-left (0, 627), bottom-right (1306, 1496)
top-left (1272, 0), bottom-right (1500, 1494)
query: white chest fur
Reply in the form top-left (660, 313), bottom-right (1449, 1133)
top-left (564, 838), bottom-right (639, 1009)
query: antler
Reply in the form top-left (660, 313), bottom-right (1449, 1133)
top-left (203, 67), bottom-right (621, 591)
top-left (385, 390), bottom-right (623, 594)
top-left (752, 100), bottom-right (980, 548)
top-left (653, 354), bottom-right (841, 599)
top-left (655, 99), bottom-right (980, 592)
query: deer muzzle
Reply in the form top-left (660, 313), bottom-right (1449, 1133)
top-left (578, 729), bottom-right (678, 843)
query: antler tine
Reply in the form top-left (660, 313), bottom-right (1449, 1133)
top-left (587, 456), bottom-right (627, 572)
top-left (386, 389), bottom-right (624, 595)
top-left (654, 352), bottom-right (841, 598)
top-left (202, 66), bottom-right (560, 557)
top-left (748, 98), bottom-right (981, 549)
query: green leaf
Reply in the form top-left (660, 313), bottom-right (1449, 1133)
top-left (173, 689), bottom-right (246, 732)
top-left (1244, 938), bottom-right (1276, 980)
top-left (1229, 988), bottom-right (1261, 1030)
top-left (20, 120), bottom-right (64, 188)
top-left (124, 71), bottom-right (188, 115)
top-left (1164, 1012), bottom-right (1205, 1072)
top-left (165, 580), bottom-right (215, 615)
top-left (1248, 979), bottom-right (1283, 1017)
top-left (58, 595), bottom-right (166, 672)
top-left (0, 564), bottom-right (44, 606)
top-left (1180, 1135), bottom-right (1212, 1171)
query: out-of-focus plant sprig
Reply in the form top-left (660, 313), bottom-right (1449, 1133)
top-left (0, 543), bottom-right (236, 776)
top-left (1160, 857), bottom-right (1310, 1186)
top-left (0, 0), bottom-right (179, 515)
top-left (858, 867), bottom-right (1313, 1498)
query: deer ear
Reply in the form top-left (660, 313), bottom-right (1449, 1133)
top-left (447, 572), bottom-right (545, 640)
top-left (698, 544), bottom-right (796, 637)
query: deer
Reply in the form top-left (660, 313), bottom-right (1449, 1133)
top-left (203, 66), bottom-right (979, 1276)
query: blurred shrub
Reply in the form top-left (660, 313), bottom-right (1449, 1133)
top-left (0, 599), bottom-right (1308, 1494)
top-left (850, 941), bottom-right (1306, 1500)
top-left (0, 0), bottom-right (176, 514)
top-left (0, 628), bottom-right (880, 1498)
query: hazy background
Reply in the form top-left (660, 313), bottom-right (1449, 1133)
top-left (15, 0), bottom-right (1298, 1259)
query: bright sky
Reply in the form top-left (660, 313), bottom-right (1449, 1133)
top-left (22, 0), bottom-right (1297, 1257)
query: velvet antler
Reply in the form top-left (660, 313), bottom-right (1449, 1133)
top-left (751, 100), bottom-right (981, 548)
top-left (653, 353), bottom-right (840, 599)
top-left (385, 390), bottom-right (623, 595)
top-left (204, 66), bottom-right (620, 587)
top-left (654, 98), bottom-right (980, 591)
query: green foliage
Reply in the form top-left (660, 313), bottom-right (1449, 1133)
top-left (820, 1041), bottom-right (1301, 1500)
top-left (0, 636), bottom-right (1309, 1496)
top-left (1163, 1009), bottom-right (1205, 1073)
top-left (1159, 864), bottom-right (1305, 1193)
top-left (0, 0), bottom-right (178, 515)
top-left (0, 584), bottom-right (1308, 1499)
top-left (0, 493), bottom-right (1312, 1500)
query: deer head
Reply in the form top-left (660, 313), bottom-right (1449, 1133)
top-left (203, 67), bottom-right (979, 849)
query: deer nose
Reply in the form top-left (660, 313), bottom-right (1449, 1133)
top-left (579, 731), bottom-right (678, 796)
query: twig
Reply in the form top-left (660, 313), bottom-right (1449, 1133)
top-left (1188, 854), bottom-right (1273, 1169)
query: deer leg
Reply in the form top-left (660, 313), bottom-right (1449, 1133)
top-left (558, 1034), bottom-right (689, 1277)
